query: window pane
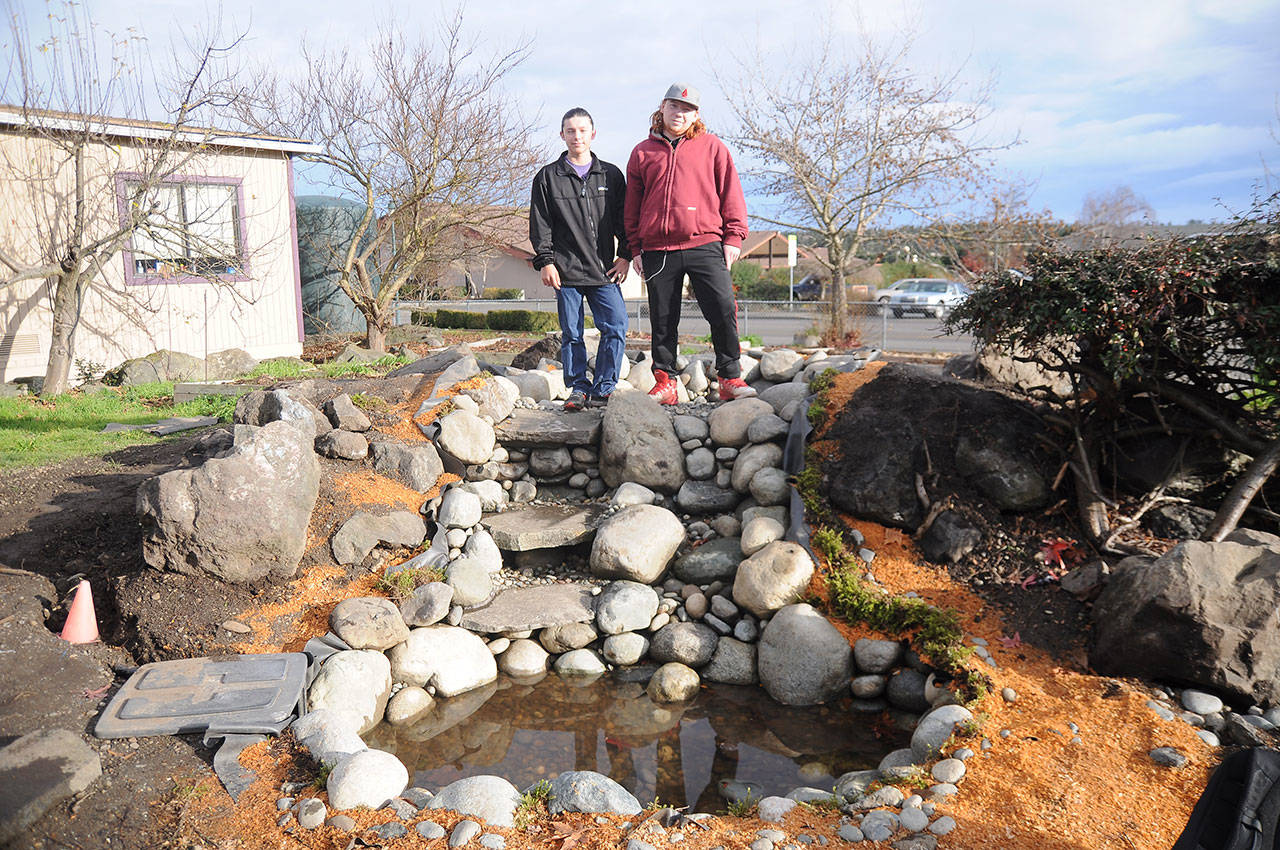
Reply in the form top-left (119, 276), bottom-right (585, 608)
top-left (183, 184), bottom-right (239, 265)
top-left (130, 183), bottom-right (185, 273)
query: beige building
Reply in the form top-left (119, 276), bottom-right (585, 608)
top-left (0, 106), bottom-right (318, 384)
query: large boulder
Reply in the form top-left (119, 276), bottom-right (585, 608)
top-left (822, 364), bottom-right (1052, 530)
top-left (1090, 531), bottom-right (1280, 705)
top-left (307, 650), bottom-right (392, 734)
top-left (388, 625), bottom-right (498, 698)
top-left (106, 349), bottom-right (203, 385)
top-left (548, 771), bottom-right (642, 815)
top-left (330, 511), bottom-right (426, 565)
top-left (426, 775), bottom-right (521, 828)
top-left (595, 581), bottom-right (660, 636)
top-left (436, 410), bottom-right (497, 465)
top-left (371, 441), bottom-right (444, 493)
top-left (757, 604), bottom-right (853, 706)
top-left (327, 749), bottom-right (408, 811)
top-left (649, 622), bottom-right (719, 667)
top-left (137, 421), bottom-right (320, 582)
top-left (709, 398), bottom-right (775, 448)
top-left (589, 504), bottom-right (684, 584)
top-left (599, 391), bottom-right (686, 492)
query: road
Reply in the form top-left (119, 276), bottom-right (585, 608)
top-left (396, 300), bottom-right (976, 356)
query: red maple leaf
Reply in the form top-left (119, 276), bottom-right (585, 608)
top-left (1039, 538), bottom-right (1076, 570)
top-left (997, 632), bottom-right (1022, 648)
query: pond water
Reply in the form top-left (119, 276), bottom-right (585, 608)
top-left (365, 672), bottom-right (909, 810)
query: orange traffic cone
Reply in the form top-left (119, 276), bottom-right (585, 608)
top-left (60, 579), bottom-right (100, 644)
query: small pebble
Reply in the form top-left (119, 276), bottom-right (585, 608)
top-left (479, 835), bottom-right (506, 849)
top-left (929, 816), bottom-right (957, 836)
top-left (297, 798), bottom-right (326, 829)
top-left (1196, 730), bottom-right (1221, 747)
top-left (899, 807), bottom-right (929, 832)
top-left (418, 822), bottom-right (447, 840)
top-left (1150, 747), bottom-right (1189, 768)
top-left (1001, 687), bottom-right (1018, 703)
top-left (451, 820), bottom-right (483, 847)
top-left (371, 823), bottom-right (408, 840)
top-left (276, 797), bottom-right (294, 811)
top-left (277, 813), bottom-right (293, 827)
top-left (999, 729), bottom-right (1012, 738)
top-left (836, 824), bottom-right (864, 842)
top-left (326, 814), bottom-right (356, 831)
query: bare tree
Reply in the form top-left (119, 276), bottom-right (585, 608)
top-left (226, 13), bottom-right (543, 352)
top-left (716, 24), bottom-right (1014, 340)
top-left (1077, 184), bottom-right (1156, 241)
top-left (0, 1), bottom-right (246, 395)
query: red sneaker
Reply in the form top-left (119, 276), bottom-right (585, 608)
top-left (648, 370), bottom-right (678, 405)
top-left (718, 376), bottom-right (757, 401)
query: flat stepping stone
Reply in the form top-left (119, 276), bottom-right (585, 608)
top-left (493, 409), bottom-right (602, 447)
top-left (102, 415), bottom-right (220, 435)
top-left (95, 653), bottom-right (307, 739)
top-left (0, 730), bottom-right (102, 844)
top-left (459, 583), bottom-right (596, 634)
top-left (481, 504), bottom-right (606, 551)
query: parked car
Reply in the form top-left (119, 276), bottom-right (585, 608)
top-left (875, 278), bottom-right (971, 318)
top-left (790, 273), bottom-right (824, 301)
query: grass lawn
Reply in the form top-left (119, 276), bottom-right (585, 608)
top-left (0, 382), bottom-right (242, 470)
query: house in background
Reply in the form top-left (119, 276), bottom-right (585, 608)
top-left (0, 106), bottom-right (318, 384)
top-left (736, 229), bottom-right (817, 271)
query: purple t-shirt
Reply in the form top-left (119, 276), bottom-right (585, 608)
top-left (568, 159), bottom-right (591, 179)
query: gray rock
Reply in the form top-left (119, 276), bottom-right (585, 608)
top-left (418, 822), bottom-right (448, 839)
top-left (439, 488), bottom-right (484, 529)
top-left (459, 480), bottom-right (507, 512)
top-left (851, 675), bottom-right (887, 699)
top-left (547, 770), bottom-right (643, 815)
top-left (686, 447), bottom-right (718, 480)
top-left (928, 816), bottom-right (956, 836)
top-left (463, 530), bottom-right (503, 574)
top-left (327, 749), bottom-right (409, 811)
top-left (886, 669), bottom-right (931, 713)
top-left (597, 581), bottom-right (661, 636)
top-left (599, 391), bottom-right (686, 492)
top-left (854, 639), bottom-right (904, 674)
top-left (603, 633), bottom-right (650, 666)
top-left (427, 776), bottom-right (521, 828)
top-left (1181, 689), bottom-right (1224, 716)
top-left (1092, 532), bottom-right (1280, 705)
top-left (899, 806), bottom-right (929, 832)
top-left (329, 597), bottom-right (411, 651)
top-left (758, 382), bottom-right (811, 417)
top-left (292, 709), bottom-right (367, 766)
top-left (878, 747), bottom-right (921, 780)
top-left (859, 809), bottom-right (899, 841)
top-left (741, 516), bottom-right (786, 556)
top-left (555, 648), bottom-right (607, 677)
top-left (297, 797), bottom-right (327, 829)
top-left (746, 414), bottom-right (789, 445)
top-left (836, 824), bottom-right (864, 842)
top-left (530, 446), bottom-right (574, 480)
top-left (459, 584), bottom-right (597, 634)
top-left (437, 410), bottom-right (497, 465)
top-left (955, 431), bottom-right (1050, 511)
top-left (731, 443), bottom-right (785, 494)
top-left (911, 705), bottom-right (974, 761)
top-left (759, 350), bottom-right (804, 382)
top-left (930, 758), bottom-right (966, 784)
top-left (372, 441), bottom-right (445, 493)
top-left (673, 538), bottom-right (743, 584)
top-left (709, 398), bottom-right (775, 447)
top-left (494, 408), bottom-right (601, 447)
top-left (733, 542), bottom-right (815, 618)
top-left (137, 421), bottom-right (320, 582)
top-left (325, 393), bottom-right (372, 432)
top-left (479, 834), bottom-right (506, 849)
top-left (749, 468), bottom-right (790, 507)
top-left (917, 510), bottom-right (982, 564)
top-left (388, 625), bottom-right (497, 697)
top-left (400, 582), bottom-right (454, 627)
top-left (673, 414), bottom-right (710, 442)
top-left (386, 687), bottom-right (435, 726)
top-left (331, 511), bottom-right (426, 566)
top-left (450, 819), bottom-right (483, 847)
top-left (482, 504), bottom-right (605, 551)
top-left (757, 604), bottom-right (852, 706)
top-left (309, 651), bottom-right (392, 735)
top-left (590, 504), bottom-right (685, 583)
top-left (316, 429), bottom-right (370, 460)
top-left (1150, 747), bottom-right (1189, 768)
top-left (757, 795), bottom-right (797, 823)
top-left (498, 639), bottom-right (550, 677)
top-left (445, 558), bottom-right (494, 607)
top-left (650, 622), bottom-right (720, 667)
top-left (612, 482), bottom-right (657, 507)
top-left (834, 769), bottom-right (879, 802)
top-left (701, 637), bottom-right (757, 685)
top-left (675, 480), bottom-right (743, 515)
top-left (892, 834), bottom-right (938, 850)
top-left (540, 622), bottom-right (599, 654)
top-left (647, 663), bottom-right (701, 702)
top-left (0, 730), bottom-right (102, 844)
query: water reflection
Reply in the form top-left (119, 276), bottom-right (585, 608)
top-left (365, 672), bottom-right (909, 810)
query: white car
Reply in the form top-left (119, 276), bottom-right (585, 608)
top-left (876, 278), bottom-right (971, 318)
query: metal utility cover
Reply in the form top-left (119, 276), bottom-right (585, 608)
top-left (95, 653), bottom-right (307, 739)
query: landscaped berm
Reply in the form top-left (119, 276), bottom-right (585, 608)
top-left (2, 333), bottom-right (1276, 850)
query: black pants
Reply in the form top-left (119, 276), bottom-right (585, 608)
top-left (643, 241), bottom-right (742, 379)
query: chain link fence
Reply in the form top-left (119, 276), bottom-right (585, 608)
top-left (393, 298), bottom-right (973, 354)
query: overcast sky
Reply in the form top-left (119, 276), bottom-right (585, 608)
top-left (14, 0), bottom-right (1280, 224)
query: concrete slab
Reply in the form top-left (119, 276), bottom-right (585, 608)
top-left (458, 583), bottom-right (597, 634)
top-left (94, 653), bottom-right (307, 739)
top-left (100, 415), bottom-right (219, 435)
top-left (0, 729), bottom-right (102, 845)
top-left (481, 504), bottom-right (606, 551)
top-left (174, 382), bottom-right (247, 402)
top-left (493, 409), bottom-right (602, 447)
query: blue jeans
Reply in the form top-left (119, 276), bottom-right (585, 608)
top-left (556, 283), bottom-right (627, 397)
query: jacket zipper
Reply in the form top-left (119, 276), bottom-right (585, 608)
top-left (660, 137), bottom-right (679, 244)
top-left (578, 169), bottom-right (607, 273)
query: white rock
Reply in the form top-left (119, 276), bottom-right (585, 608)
top-left (327, 749), bottom-right (409, 811)
top-left (388, 625), bottom-right (498, 697)
top-left (308, 650), bottom-right (392, 734)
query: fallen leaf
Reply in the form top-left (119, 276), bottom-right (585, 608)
top-left (83, 684), bottom-right (110, 700)
top-left (884, 528), bottom-right (904, 545)
top-left (998, 631), bottom-right (1022, 648)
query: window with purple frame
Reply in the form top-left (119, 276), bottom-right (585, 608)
top-left (120, 176), bottom-right (247, 282)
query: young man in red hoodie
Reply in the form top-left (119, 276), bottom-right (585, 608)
top-left (624, 83), bottom-right (755, 404)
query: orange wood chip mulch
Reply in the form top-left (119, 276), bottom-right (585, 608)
top-left (188, 362), bottom-right (1216, 850)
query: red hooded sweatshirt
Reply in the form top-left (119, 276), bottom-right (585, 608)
top-left (624, 131), bottom-right (748, 254)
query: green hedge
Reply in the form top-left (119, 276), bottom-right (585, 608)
top-left (410, 310), bottom-right (436, 325)
top-left (434, 309), bottom-right (489, 329)
top-left (487, 310), bottom-right (559, 332)
top-left (482, 287), bottom-right (525, 300)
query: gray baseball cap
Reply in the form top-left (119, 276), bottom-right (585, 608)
top-left (663, 83), bottom-right (701, 109)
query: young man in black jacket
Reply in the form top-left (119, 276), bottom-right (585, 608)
top-left (529, 108), bottom-right (631, 411)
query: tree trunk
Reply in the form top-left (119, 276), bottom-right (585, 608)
top-left (830, 265), bottom-right (848, 341)
top-left (41, 271), bottom-right (82, 396)
top-left (365, 317), bottom-right (387, 354)
top-left (1202, 435), bottom-right (1280, 541)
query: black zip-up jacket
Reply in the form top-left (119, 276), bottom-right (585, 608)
top-left (529, 152), bottom-right (631, 286)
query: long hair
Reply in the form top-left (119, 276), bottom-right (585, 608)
top-left (649, 108), bottom-right (707, 139)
